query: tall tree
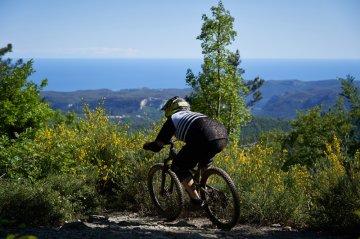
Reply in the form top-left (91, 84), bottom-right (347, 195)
top-left (186, 1), bottom-right (262, 139)
top-left (0, 44), bottom-right (54, 138)
top-left (338, 75), bottom-right (360, 154)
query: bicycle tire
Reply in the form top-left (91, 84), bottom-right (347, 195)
top-left (147, 163), bottom-right (185, 221)
top-left (200, 167), bottom-right (240, 230)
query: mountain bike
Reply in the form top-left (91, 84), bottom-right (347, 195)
top-left (147, 140), bottom-right (240, 230)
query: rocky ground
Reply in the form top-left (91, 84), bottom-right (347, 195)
top-left (1, 212), bottom-right (354, 239)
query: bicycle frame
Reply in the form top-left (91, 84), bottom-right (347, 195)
top-left (162, 141), bottom-right (212, 201)
top-left (160, 141), bottom-right (177, 197)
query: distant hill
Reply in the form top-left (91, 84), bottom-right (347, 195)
top-left (252, 79), bottom-right (360, 118)
top-left (41, 80), bottom-right (360, 120)
top-left (42, 88), bottom-right (190, 114)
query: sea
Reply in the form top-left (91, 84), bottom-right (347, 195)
top-left (28, 58), bottom-right (360, 92)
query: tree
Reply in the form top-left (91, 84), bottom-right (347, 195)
top-left (0, 44), bottom-right (54, 138)
top-left (282, 75), bottom-right (359, 169)
top-left (282, 106), bottom-right (347, 169)
top-left (185, 1), bottom-right (263, 139)
top-left (338, 75), bottom-right (360, 154)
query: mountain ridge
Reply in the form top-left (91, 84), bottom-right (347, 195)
top-left (41, 79), bottom-right (360, 120)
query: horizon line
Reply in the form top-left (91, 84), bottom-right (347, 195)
top-left (15, 57), bottom-right (360, 61)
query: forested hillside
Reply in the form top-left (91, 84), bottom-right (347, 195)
top-left (41, 79), bottom-right (360, 120)
top-left (253, 79), bottom-right (360, 118)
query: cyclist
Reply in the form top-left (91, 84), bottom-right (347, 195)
top-left (143, 96), bottom-right (228, 205)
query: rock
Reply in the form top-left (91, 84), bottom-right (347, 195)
top-left (271, 223), bottom-right (281, 227)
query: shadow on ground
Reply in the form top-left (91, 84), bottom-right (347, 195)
top-left (0, 213), bottom-right (354, 239)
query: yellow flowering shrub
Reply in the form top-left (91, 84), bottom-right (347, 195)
top-left (34, 104), bottom-right (156, 195)
top-left (209, 131), bottom-right (360, 230)
top-left (308, 135), bottom-right (360, 232)
top-left (215, 140), bottom-right (312, 225)
top-left (27, 105), bottom-right (360, 228)
top-left (307, 135), bottom-right (347, 201)
top-left (324, 135), bottom-right (345, 176)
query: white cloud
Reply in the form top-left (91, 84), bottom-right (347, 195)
top-left (8, 46), bottom-right (141, 58)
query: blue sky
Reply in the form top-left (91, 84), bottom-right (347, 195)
top-left (1, 0), bottom-right (360, 59)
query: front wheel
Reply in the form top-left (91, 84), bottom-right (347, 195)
top-left (200, 167), bottom-right (240, 230)
top-left (147, 163), bottom-right (184, 221)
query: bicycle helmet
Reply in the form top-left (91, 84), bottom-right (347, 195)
top-left (161, 96), bottom-right (190, 117)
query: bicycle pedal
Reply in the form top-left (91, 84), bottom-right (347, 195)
top-left (190, 199), bottom-right (205, 207)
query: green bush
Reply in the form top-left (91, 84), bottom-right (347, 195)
top-left (0, 174), bottom-right (101, 226)
top-left (106, 148), bottom-right (159, 213)
top-left (217, 142), bottom-right (311, 226)
top-left (310, 175), bottom-right (360, 233)
top-left (42, 174), bottom-right (101, 217)
top-left (0, 179), bottom-right (73, 226)
top-left (0, 135), bottom-right (43, 180)
top-left (308, 150), bottom-right (360, 234)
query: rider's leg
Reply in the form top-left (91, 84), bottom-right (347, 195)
top-left (199, 166), bottom-right (210, 179)
top-left (172, 140), bottom-right (227, 201)
top-left (169, 144), bottom-right (201, 201)
top-left (182, 176), bottom-right (200, 200)
top-left (198, 138), bottom-right (228, 176)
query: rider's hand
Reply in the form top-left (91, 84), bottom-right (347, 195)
top-left (143, 141), bottom-right (163, 152)
top-left (143, 142), bottom-right (152, 150)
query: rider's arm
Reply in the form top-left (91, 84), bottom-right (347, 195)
top-left (143, 118), bottom-right (175, 152)
top-left (143, 140), bottom-right (165, 152)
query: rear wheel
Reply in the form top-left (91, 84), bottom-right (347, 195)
top-left (200, 167), bottom-right (240, 230)
top-left (147, 163), bottom-right (184, 221)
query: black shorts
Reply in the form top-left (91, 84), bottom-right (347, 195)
top-left (170, 138), bottom-right (227, 181)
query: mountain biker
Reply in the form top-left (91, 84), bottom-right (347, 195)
top-left (143, 96), bottom-right (228, 205)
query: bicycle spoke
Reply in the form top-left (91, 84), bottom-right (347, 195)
top-left (201, 167), bottom-right (240, 230)
top-left (206, 176), bottom-right (235, 220)
top-left (148, 164), bottom-right (184, 221)
top-left (152, 171), bottom-right (179, 210)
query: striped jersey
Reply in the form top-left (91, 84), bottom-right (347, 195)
top-left (154, 110), bottom-right (228, 147)
top-left (171, 111), bottom-right (206, 141)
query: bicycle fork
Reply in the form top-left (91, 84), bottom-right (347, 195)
top-left (160, 166), bottom-right (175, 197)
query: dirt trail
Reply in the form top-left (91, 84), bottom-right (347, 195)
top-left (2, 212), bottom-right (352, 239)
